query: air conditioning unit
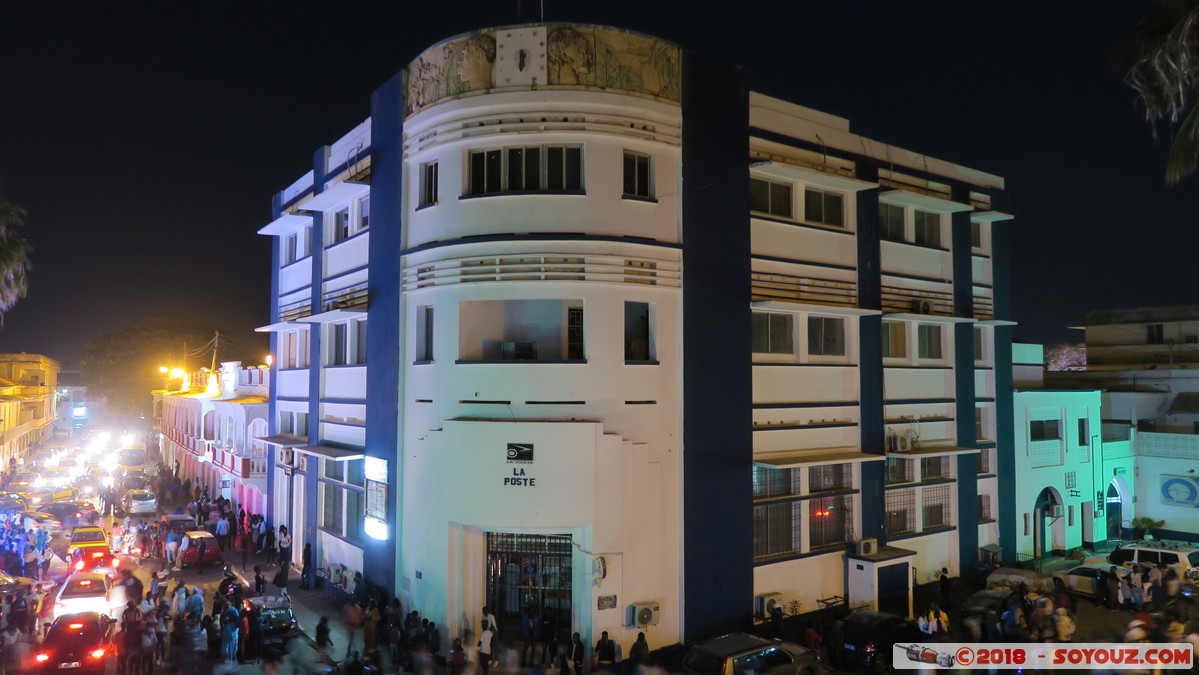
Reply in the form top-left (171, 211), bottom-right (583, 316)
top-left (279, 448), bottom-right (294, 467)
top-left (898, 435), bottom-right (913, 452)
top-left (754, 592), bottom-right (784, 617)
top-left (857, 538), bottom-right (879, 556)
top-left (1046, 504), bottom-right (1064, 518)
top-left (629, 602), bottom-right (660, 627)
top-left (912, 298), bottom-right (935, 315)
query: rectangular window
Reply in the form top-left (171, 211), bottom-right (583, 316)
top-left (330, 208), bottom-right (350, 245)
top-left (623, 151), bottom-right (652, 198)
top-left (356, 195), bottom-right (370, 232)
top-left (296, 331), bottom-right (310, 368)
top-left (917, 324), bottom-right (943, 359)
top-left (1077, 419), bottom-right (1089, 446)
top-left (624, 301), bottom-right (652, 360)
top-left (882, 322), bottom-right (906, 358)
top-left (885, 457), bottom-right (914, 485)
top-left (976, 407), bottom-right (986, 441)
top-left (914, 210), bottom-right (940, 247)
top-left (322, 483), bottom-right (343, 535)
top-left (971, 221), bottom-right (983, 249)
top-left (283, 332), bottom-right (298, 369)
top-left (324, 458), bottom-right (344, 481)
top-left (752, 312), bottom-right (794, 355)
top-left (976, 448), bottom-right (991, 474)
top-left (330, 323), bottom-right (348, 366)
top-left (879, 203), bottom-right (905, 241)
top-left (416, 306), bottom-right (434, 361)
top-left (974, 327), bottom-right (985, 363)
top-left (346, 459), bottom-right (365, 487)
top-left (749, 178), bottom-right (792, 218)
top-left (753, 502), bottom-right (799, 560)
top-left (283, 233), bottom-right (298, 265)
top-left (346, 490), bottom-right (364, 542)
top-left (922, 485), bottom-right (951, 529)
top-left (468, 146), bottom-right (582, 195)
top-left (354, 319), bottom-right (368, 365)
top-left (752, 466), bottom-right (797, 499)
top-left (921, 456), bottom-right (949, 481)
top-left (978, 494), bottom-right (992, 522)
top-left (804, 187), bottom-right (844, 227)
top-left (1147, 324), bottom-right (1164, 345)
top-left (809, 495), bottom-right (852, 549)
top-left (420, 162), bottom-right (439, 206)
top-left (807, 316), bottom-right (846, 357)
top-left (808, 464), bottom-right (852, 492)
top-left (1030, 419), bottom-right (1061, 441)
top-left (1065, 471), bottom-right (1077, 489)
top-left (295, 412), bottom-right (308, 437)
top-left (458, 299), bottom-right (584, 361)
top-left (885, 489), bottom-right (915, 536)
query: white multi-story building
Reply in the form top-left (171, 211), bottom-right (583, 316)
top-left (0, 353), bottom-right (60, 463)
top-left (153, 362), bottom-right (270, 513)
top-left (257, 23), bottom-right (1015, 651)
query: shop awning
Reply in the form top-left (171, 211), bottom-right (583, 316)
top-left (295, 444), bottom-right (365, 461)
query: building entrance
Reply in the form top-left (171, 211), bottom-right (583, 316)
top-left (486, 533), bottom-right (573, 645)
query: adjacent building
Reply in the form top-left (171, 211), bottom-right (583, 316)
top-left (152, 362), bottom-right (270, 514)
top-left (256, 23), bottom-right (1014, 651)
top-left (0, 353), bottom-right (60, 463)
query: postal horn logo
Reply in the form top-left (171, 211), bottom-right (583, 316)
top-left (507, 443), bottom-right (534, 463)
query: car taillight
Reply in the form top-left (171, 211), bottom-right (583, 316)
top-left (112, 558), bottom-right (121, 567)
top-left (90, 648), bottom-right (106, 659)
top-left (864, 642), bottom-right (877, 653)
top-left (35, 653), bottom-right (50, 662)
top-left (75, 560), bottom-right (84, 571)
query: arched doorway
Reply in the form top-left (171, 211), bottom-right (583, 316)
top-left (1034, 487), bottom-right (1065, 557)
top-left (1106, 476), bottom-right (1131, 540)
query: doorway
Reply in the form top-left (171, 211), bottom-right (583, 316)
top-left (486, 533), bottom-right (573, 644)
top-left (877, 562), bottom-right (909, 617)
top-left (1106, 480), bottom-right (1125, 540)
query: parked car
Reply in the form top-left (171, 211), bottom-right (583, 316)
top-left (177, 531), bottom-right (222, 567)
top-left (960, 589), bottom-right (1015, 621)
top-left (31, 612), bottom-right (114, 675)
top-left (1110, 542), bottom-right (1199, 581)
top-left (1053, 563), bottom-right (1129, 597)
top-left (836, 611), bottom-right (922, 672)
top-left (68, 526), bottom-right (109, 552)
top-left (244, 596), bottom-right (301, 645)
top-left (683, 633), bottom-right (818, 675)
top-left (52, 573), bottom-right (119, 620)
top-left (121, 489), bottom-right (157, 515)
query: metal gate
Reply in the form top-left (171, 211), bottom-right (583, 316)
top-left (486, 533), bottom-right (572, 643)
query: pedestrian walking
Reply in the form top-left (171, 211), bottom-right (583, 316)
top-left (195, 536), bottom-right (208, 575)
top-left (344, 599), bottom-right (364, 658)
top-left (478, 620), bottom-right (494, 675)
top-left (272, 562), bottom-right (290, 598)
top-left (300, 544), bottom-right (313, 589)
top-left (939, 567), bottom-right (953, 607)
top-left (570, 632), bottom-right (584, 675)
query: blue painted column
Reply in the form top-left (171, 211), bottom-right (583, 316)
top-left (950, 187), bottom-right (978, 571)
top-left (303, 147), bottom-right (330, 563)
top-left (267, 193), bottom-right (282, 507)
top-left (363, 70), bottom-right (405, 595)
top-left (990, 203), bottom-right (1016, 566)
top-left (854, 162), bottom-right (887, 544)
top-left (680, 51), bottom-right (751, 643)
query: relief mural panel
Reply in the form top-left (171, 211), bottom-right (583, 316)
top-left (405, 25), bottom-right (680, 117)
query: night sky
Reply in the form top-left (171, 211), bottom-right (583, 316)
top-left (1, 1), bottom-right (1193, 368)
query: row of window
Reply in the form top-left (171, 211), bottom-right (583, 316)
top-left (419, 147), bottom-right (653, 207)
top-left (280, 195), bottom-right (371, 266)
top-left (751, 464), bottom-right (855, 561)
top-left (754, 312), bottom-right (995, 364)
top-left (885, 484), bottom-right (952, 536)
top-left (884, 455), bottom-right (953, 485)
top-left (278, 320), bottom-right (367, 369)
top-left (1029, 418), bottom-right (1091, 445)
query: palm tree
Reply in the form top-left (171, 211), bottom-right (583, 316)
top-left (1127, 0), bottom-right (1199, 183)
top-left (0, 195), bottom-right (32, 315)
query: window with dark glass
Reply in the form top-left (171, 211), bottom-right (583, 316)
top-left (624, 301), bottom-right (652, 360)
top-left (1147, 324), bottom-right (1165, 344)
top-left (283, 233), bottom-right (298, 265)
top-left (1030, 419), bottom-right (1061, 441)
top-left (330, 323), bottom-right (348, 366)
top-left (809, 464), bottom-right (851, 492)
top-left (752, 466), bottom-right (795, 498)
top-left (468, 146), bottom-right (582, 195)
top-left (917, 324), bottom-right (942, 359)
top-left (914, 210), bottom-right (940, 247)
top-left (420, 162), bottom-right (439, 206)
top-left (749, 178), bottom-right (792, 218)
top-left (880, 203), bottom-right (905, 241)
top-left (753, 502), bottom-right (799, 560)
top-left (354, 319), bottom-right (368, 365)
top-left (322, 483), bottom-right (343, 534)
top-left (971, 221), bottom-right (983, 248)
top-left (1078, 418), bottom-right (1089, 446)
top-left (416, 306), bottom-right (434, 361)
top-left (808, 316), bottom-right (846, 356)
top-left (809, 495), bottom-right (852, 548)
top-left (752, 312), bottom-right (794, 354)
top-left (804, 188), bottom-right (843, 227)
top-left (882, 322), bottom-right (906, 358)
top-left (623, 151), bottom-right (652, 198)
top-left (330, 208), bottom-right (350, 244)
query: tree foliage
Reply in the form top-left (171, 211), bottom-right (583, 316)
top-left (0, 194), bottom-right (33, 316)
top-left (1127, 0), bottom-right (1199, 183)
top-left (1046, 343), bottom-right (1087, 371)
top-left (81, 313), bottom-right (230, 419)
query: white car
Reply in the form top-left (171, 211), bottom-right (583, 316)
top-left (1052, 563), bottom-right (1128, 597)
top-left (121, 490), bottom-right (157, 515)
top-left (52, 573), bottom-right (119, 620)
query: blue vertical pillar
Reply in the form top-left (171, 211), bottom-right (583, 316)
top-left (990, 200), bottom-right (1016, 566)
top-left (363, 70), bottom-right (405, 595)
top-left (855, 162), bottom-right (887, 544)
top-left (680, 51), bottom-right (751, 643)
top-left (950, 186), bottom-right (978, 571)
top-left (303, 147), bottom-right (330, 559)
top-left (267, 192), bottom-right (282, 506)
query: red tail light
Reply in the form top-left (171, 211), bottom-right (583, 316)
top-left (74, 560), bottom-right (84, 571)
top-left (90, 648), bottom-right (106, 659)
top-left (112, 558), bottom-right (121, 567)
top-left (35, 653), bottom-right (50, 662)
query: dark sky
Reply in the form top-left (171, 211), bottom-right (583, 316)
top-left (0, 1), bottom-right (1191, 368)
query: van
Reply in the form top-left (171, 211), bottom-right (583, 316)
top-left (683, 633), bottom-right (818, 675)
top-left (1109, 542), bottom-right (1199, 580)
